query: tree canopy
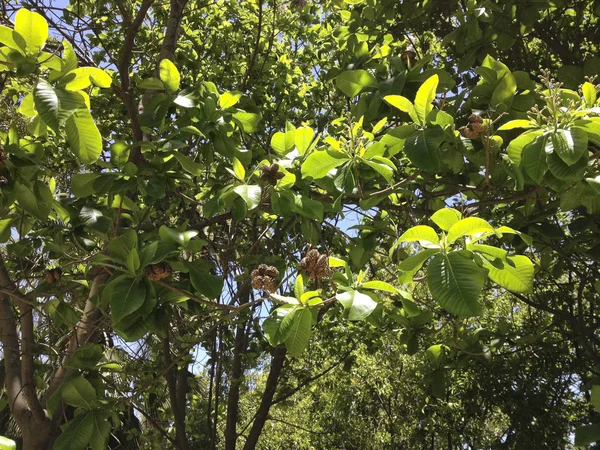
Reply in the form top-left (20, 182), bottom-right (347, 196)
top-left (0, 0), bottom-right (599, 449)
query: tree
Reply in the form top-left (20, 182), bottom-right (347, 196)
top-left (0, 0), bottom-right (599, 449)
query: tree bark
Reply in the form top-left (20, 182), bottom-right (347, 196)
top-left (242, 346), bottom-right (287, 450)
top-left (224, 320), bottom-right (247, 450)
top-left (163, 336), bottom-right (190, 450)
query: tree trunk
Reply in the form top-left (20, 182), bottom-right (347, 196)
top-left (243, 346), bottom-right (287, 450)
top-left (224, 320), bottom-right (247, 450)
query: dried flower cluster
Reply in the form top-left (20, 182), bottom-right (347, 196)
top-left (251, 264), bottom-right (279, 292)
top-left (44, 268), bottom-right (62, 284)
top-left (259, 163), bottom-right (285, 185)
top-left (459, 114), bottom-right (484, 139)
top-left (300, 249), bottom-right (329, 279)
top-left (144, 262), bottom-right (172, 281)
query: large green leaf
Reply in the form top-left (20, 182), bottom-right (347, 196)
top-left (384, 95), bottom-right (418, 123)
top-left (0, 25), bottom-right (25, 53)
top-left (506, 130), bottom-right (543, 165)
top-left (521, 134), bottom-right (548, 184)
top-left (547, 150), bottom-right (587, 181)
top-left (398, 248), bottom-right (441, 283)
top-left (14, 9), bottom-right (48, 55)
top-left (397, 225), bottom-right (440, 247)
top-left (295, 127), bottom-right (314, 155)
top-left (301, 150), bottom-right (349, 179)
top-left (13, 181), bottom-right (50, 220)
top-left (63, 67), bottom-right (112, 91)
top-left (490, 73), bottom-right (517, 107)
top-left (414, 74), bottom-right (439, 125)
top-left (335, 69), bottom-right (378, 97)
top-left (575, 424), bottom-right (600, 446)
top-left (89, 411), bottom-right (111, 450)
top-left (54, 413), bottom-right (94, 450)
top-left (403, 126), bottom-right (444, 172)
top-left (336, 288), bottom-right (378, 321)
top-left (427, 252), bottom-right (485, 316)
top-left (61, 375), bottom-right (97, 409)
top-left (185, 260), bottom-right (224, 300)
top-left (33, 78), bottom-right (59, 132)
top-left (65, 110), bottom-right (103, 164)
top-left (0, 436), bottom-right (16, 450)
top-left (271, 130), bottom-right (295, 156)
top-left (280, 307), bottom-right (312, 356)
top-left (107, 276), bottom-right (147, 323)
top-left (484, 255), bottom-right (534, 293)
top-left (431, 208), bottom-right (462, 231)
top-left (232, 111), bottom-right (261, 133)
top-left (545, 128), bottom-right (588, 166)
top-left (233, 184), bottom-right (262, 209)
top-left (159, 59), bottom-right (180, 92)
top-left (447, 218), bottom-right (495, 244)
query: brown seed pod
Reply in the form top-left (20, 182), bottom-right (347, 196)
top-left (144, 262), bottom-right (172, 281)
top-left (260, 164), bottom-right (285, 185)
top-left (468, 113), bottom-right (483, 124)
top-left (470, 122), bottom-right (484, 134)
top-left (263, 276), bottom-right (276, 293)
top-left (401, 50), bottom-right (417, 67)
top-left (44, 271), bottom-right (55, 284)
top-left (252, 275), bottom-right (264, 290)
top-left (264, 266), bottom-right (279, 278)
top-left (257, 263), bottom-right (269, 274)
top-left (459, 126), bottom-right (480, 140)
top-left (251, 269), bottom-right (261, 280)
top-left (51, 267), bottom-right (62, 281)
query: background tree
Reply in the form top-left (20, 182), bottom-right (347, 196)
top-left (0, 0), bottom-right (599, 449)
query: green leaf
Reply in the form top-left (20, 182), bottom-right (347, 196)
top-left (232, 157), bottom-right (245, 180)
top-left (384, 95), bottom-right (418, 123)
top-left (483, 255), bottom-right (534, 293)
top-left (171, 152), bottom-right (203, 176)
top-left (592, 385), bottom-right (600, 411)
top-left (360, 280), bottom-right (397, 293)
top-left (33, 78), bottom-right (59, 132)
top-left (159, 59), bottom-right (180, 92)
top-left (219, 91), bottom-right (242, 108)
top-left (547, 149), bottom-right (587, 181)
top-left (575, 423), bottom-right (600, 446)
top-left (62, 375), bottom-right (97, 409)
top-left (71, 173), bottom-right (113, 198)
top-left (490, 73), bottom-right (517, 107)
top-left (301, 150), bottom-right (350, 179)
top-left (546, 128), bottom-right (588, 166)
top-left (107, 276), bottom-right (147, 323)
top-left (13, 181), bottom-right (50, 220)
top-left (281, 307), bottom-right (312, 356)
top-left (138, 78), bottom-right (165, 90)
top-left (335, 69), bottom-right (378, 97)
top-left (431, 208), bottom-right (463, 231)
top-left (232, 111), bottom-right (261, 133)
top-left (0, 25), bottom-right (25, 53)
top-left (63, 67), bottom-right (112, 91)
top-left (14, 9), bottom-right (48, 55)
top-left (426, 344), bottom-right (446, 367)
top-left (582, 82), bottom-right (597, 107)
top-left (336, 288), bottom-right (378, 321)
top-left (295, 127), bottom-right (314, 156)
top-left (398, 248), bottom-right (440, 284)
top-left (294, 274), bottom-right (304, 300)
top-left (54, 412), bottom-right (94, 450)
top-left (414, 74), bottom-right (439, 125)
top-left (89, 411), bottom-right (111, 450)
top-left (186, 260), bottom-right (223, 300)
top-left (403, 126), bottom-right (444, 172)
top-left (271, 130), bottom-right (295, 156)
top-left (447, 217), bottom-right (495, 244)
top-left (0, 436), bottom-right (16, 450)
top-left (126, 247), bottom-right (140, 274)
top-left (497, 120), bottom-right (536, 131)
top-left (65, 110), bottom-right (103, 164)
top-left (521, 134), bottom-right (548, 184)
top-left (397, 225), bottom-right (440, 247)
top-left (233, 184), bottom-right (262, 209)
top-left (427, 252), bottom-right (485, 316)
top-left (158, 226), bottom-right (199, 246)
top-left (506, 130), bottom-right (543, 165)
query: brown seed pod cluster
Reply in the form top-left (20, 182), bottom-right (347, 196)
top-left (251, 264), bottom-right (279, 292)
top-left (44, 268), bottom-right (62, 284)
top-left (300, 249), bottom-right (329, 279)
top-left (144, 262), bottom-right (172, 281)
top-left (459, 114), bottom-right (484, 139)
top-left (259, 163), bottom-right (285, 185)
